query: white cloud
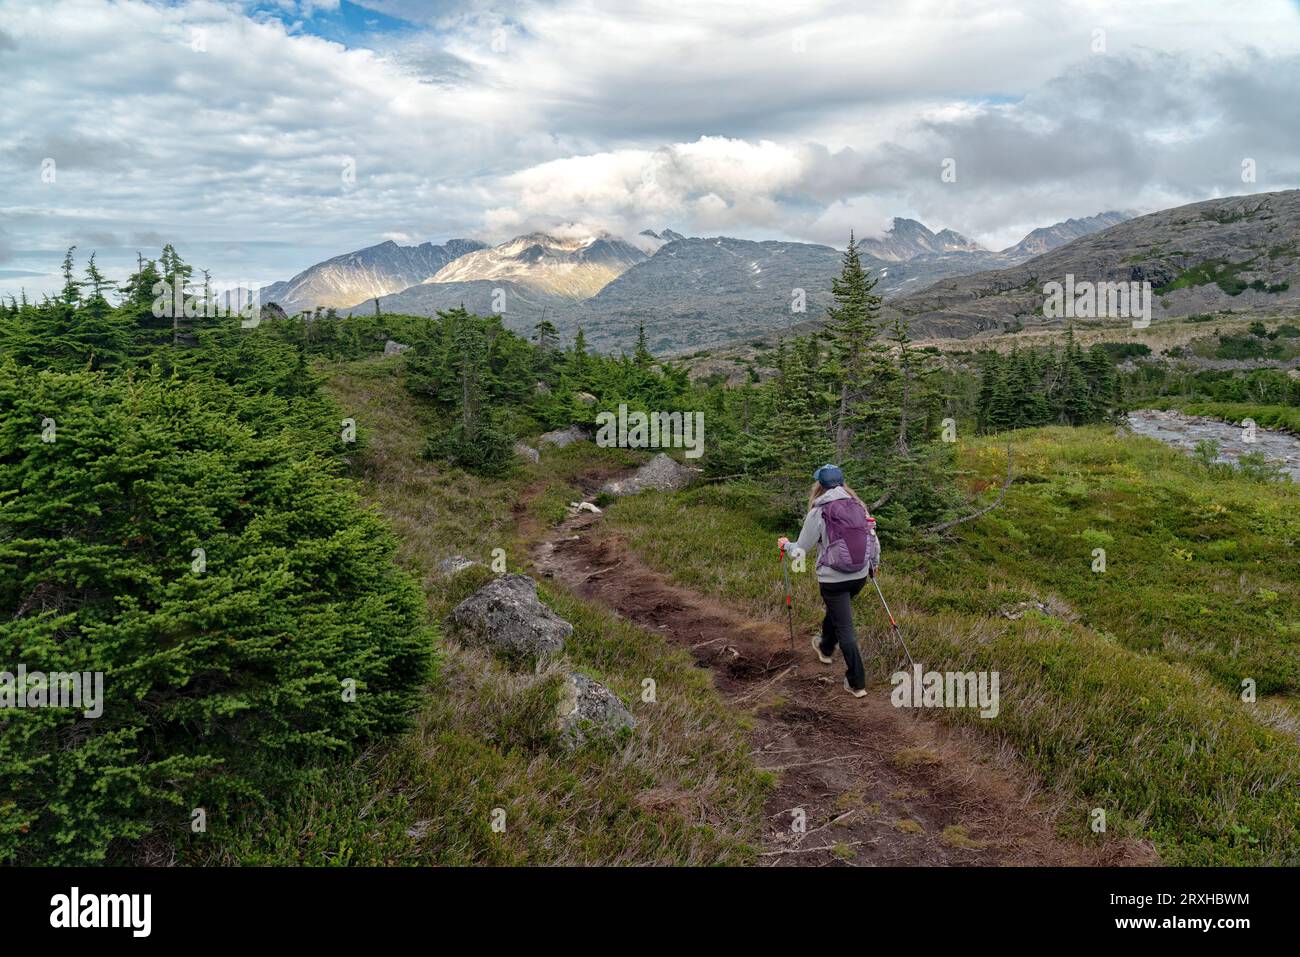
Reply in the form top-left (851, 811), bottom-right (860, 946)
top-left (2, 0), bottom-right (1299, 298)
top-left (485, 138), bottom-right (821, 238)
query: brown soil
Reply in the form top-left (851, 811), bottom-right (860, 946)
top-left (530, 477), bottom-right (1158, 868)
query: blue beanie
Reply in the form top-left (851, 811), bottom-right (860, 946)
top-left (813, 464), bottom-right (845, 487)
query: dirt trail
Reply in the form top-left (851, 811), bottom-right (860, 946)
top-left (530, 477), bottom-right (1155, 867)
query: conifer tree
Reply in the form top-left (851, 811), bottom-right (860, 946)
top-left (887, 312), bottom-right (933, 456)
top-left (824, 233), bottom-right (883, 457)
top-left (765, 334), bottom-right (835, 497)
top-left (1057, 327), bottom-right (1091, 424)
top-left (59, 246), bottom-right (82, 306)
top-left (533, 319), bottom-right (558, 352)
top-left (533, 318), bottom-right (559, 377)
top-left (568, 326), bottom-right (592, 382)
top-left (634, 322), bottom-right (653, 368)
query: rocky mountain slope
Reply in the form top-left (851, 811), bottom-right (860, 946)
top-left (348, 278), bottom-right (569, 324)
top-left (857, 218), bottom-right (986, 261)
top-left (635, 228), bottom-right (687, 253)
top-left (1000, 211), bottom-right (1131, 259)
top-left (349, 232), bottom-right (647, 324)
top-left (424, 232), bottom-right (646, 300)
top-left (260, 238), bottom-right (485, 313)
top-left (856, 211), bottom-right (1132, 301)
top-left (883, 190), bottom-right (1300, 339)
top-left (288, 208), bottom-right (1136, 352)
top-left (553, 209), bottom-right (1133, 352)
top-left (559, 236), bottom-right (846, 352)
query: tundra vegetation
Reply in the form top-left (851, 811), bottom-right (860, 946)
top-left (1, 244), bottom-right (1295, 864)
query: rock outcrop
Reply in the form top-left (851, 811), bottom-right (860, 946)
top-left (448, 574), bottom-right (572, 665)
top-left (998, 598), bottom-right (1075, 622)
top-left (558, 673), bottom-right (637, 747)
top-left (599, 453), bottom-right (697, 496)
top-left (539, 425), bottom-right (589, 449)
top-left (885, 190), bottom-right (1300, 339)
top-left (438, 555), bottom-right (482, 577)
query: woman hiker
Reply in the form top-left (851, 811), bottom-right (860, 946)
top-left (777, 464), bottom-right (879, 699)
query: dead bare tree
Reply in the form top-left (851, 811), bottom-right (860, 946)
top-left (924, 440), bottom-right (1015, 536)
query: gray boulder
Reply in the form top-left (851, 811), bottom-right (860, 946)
top-left (999, 598), bottom-right (1075, 622)
top-left (384, 339), bottom-right (412, 356)
top-left (448, 574), bottom-right (572, 665)
top-left (514, 442), bottom-right (540, 463)
top-left (539, 425), bottom-right (589, 449)
top-left (558, 673), bottom-right (637, 748)
top-left (438, 555), bottom-right (482, 577)
top-left (574, 391), bottom-right (597, 406)
top-left (599, 452), bottom-right (698, 496)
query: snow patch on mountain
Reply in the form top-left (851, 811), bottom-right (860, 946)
top-left (425, 231), bottom-right (647, 300)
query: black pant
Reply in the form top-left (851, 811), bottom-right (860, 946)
top-left (818, 576), bottom-right (869, 691)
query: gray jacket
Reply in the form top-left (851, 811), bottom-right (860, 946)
top-left (786, 486), bottom-right (871, 584)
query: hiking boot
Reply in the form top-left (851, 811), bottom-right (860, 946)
top-left (811, 634), bottom-right (833, 664)
top-left (844, 678), bottom-right (867, 698)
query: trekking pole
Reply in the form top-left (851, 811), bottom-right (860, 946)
top-left (778, 543), bottom-right (795, 653)
top-left (869, 567), bottom-right (915, 670)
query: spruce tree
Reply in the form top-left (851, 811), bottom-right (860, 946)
top-left (634, 322), bottom-right (653, 368)
top-left (763, 334), bottom-right (835, 499)
top-left (533, 318), bottom-right (559, 378)
top-left (1057, 327), bottom-right (1091, 424)
top-left (568, 326), bottom-right (591, 382)
top-left (824, 233), bottom-right (883, 457)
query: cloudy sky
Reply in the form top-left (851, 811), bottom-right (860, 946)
top-left (3, 0), bottom-right (1300, 298)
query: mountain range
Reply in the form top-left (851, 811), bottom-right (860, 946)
top-left (242, 199), bottom-right (1294, 352)
top-left (259, 238), bottom-right (485, 315)
top-left (424, 232), bottom-right (647, 300)
top-left (1000, 211), bottom-right (1132, 259)
top-left (341, 232), bottom-right (650, 327)
top-left (856, 218), bottom-right (986, 261)
top-left (343, 212), bottom-right (1133, 351)
top-left (881, 191), bottom-right (1300, 339)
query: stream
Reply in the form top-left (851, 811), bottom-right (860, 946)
top-left (1126, 409), bottom-right (1300, 480)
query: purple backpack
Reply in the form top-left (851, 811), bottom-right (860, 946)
top-left (817, 497), bottom-right (880, 574)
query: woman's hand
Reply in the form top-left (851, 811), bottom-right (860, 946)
top-left (777, 536), bottom-right (790, 550)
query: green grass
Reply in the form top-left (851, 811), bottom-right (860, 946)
top-left (1200, 204), bottom-right (1267, 226)
top-left (930, 430), bottom-right (1299, 694)
top-left (1139, 398), bottom-right (1300, 436)
top-left (1155, 258), bottom-right (1261, 297)
top-left (1176, 402), bottom-right (1300, 435)
top-left (602, 426), bottom-right (1300, 864)
top-left (192, 356), bottom-right (770, 865)
top-left (189, 356), bottom-right (1299, 865)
